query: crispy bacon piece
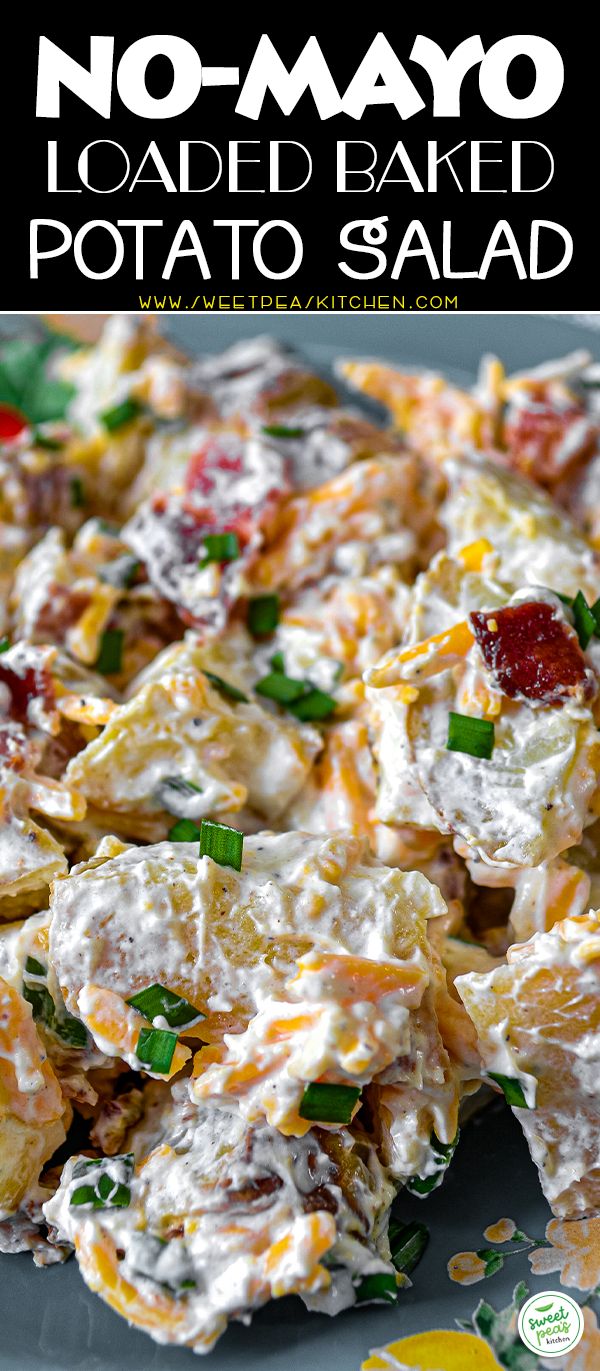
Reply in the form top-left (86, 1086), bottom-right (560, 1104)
top-left (470, 601), bottom-right (590, 703)
top-left (504, 403), bottom-right (596, 487)
top-left (0, 656), bottom-right (55, 724)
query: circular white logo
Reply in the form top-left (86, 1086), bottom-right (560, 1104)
top-left (518, 1290), bottom-right (584, 1357)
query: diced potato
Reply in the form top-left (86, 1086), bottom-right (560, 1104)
top-left (457, 912), bottom-right (600, 1217)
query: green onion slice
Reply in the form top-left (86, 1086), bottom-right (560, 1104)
top-left (487, 1072), bottom-right (530, 1108)
top-left (255, 671), bottom-right (307, 705)
top-left (247, 594), bottom-right (280, 637)
top-left (25, 955), bottom-right (46, 976)
top-left (572, 590), bottom-right (597, 650)
top-left (199, 820), bottom-right (243, 872)
top-left (127, 982), bottom-right (204, 1029)
top-left (95, 628), bottom-right (123, 675)
top-left (447, 712), bottom-right (495, 760)
top-left (298, 1082), bottom-right (360, 1125)
top-left (270, 650), bottom-right (285, 672)
top-left (136, 1026), bottom-right (178, 1075)
top-left (0, 637), bottom-right (9, 653)
top-left (354, 1272), bottom-right (397, 1304)
top-left (203, 670), bottom-right (248, 703)
top-left (100, 397), bottom-right (142, 432)
top-left (168, 818), bottom-right (201, 843)
top-left (261, 424), bottom-right (305, 439)
top-left (288, 688), bottom-right (336, 722)
top-left (199, 532), bottom-right (239, 567)
top-left (388, 1218), bottom-right (429, 1275)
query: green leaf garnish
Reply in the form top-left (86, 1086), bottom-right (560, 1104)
top-left (261, 424), bottom-right (305, 439)
top-left (247, 594), bottom-right (280, 637)
top-left (447, 712), bottom-right (495, 760)
top-left (0, 337), bottom-right (75, 425)
top-left (127, 983), bottom-right (204, 1029)
top-left (488, 1073), bottom-right (530, 1108)
top-left (298, 1082), bottom-right (360, 1125)
top-left (136, 1026), bottom-right (178, 1075)
top-left (203, 670), bottom-right (248, 703)
top-left (95, 628), bottom-right (123, 675)
top-left (100, 397), bottom-right (142, 432)
top-left (199, 820), bottom-right (243, 872)
top-left (199, 532), bottom-right (240, 568)
top-left (572, 589), bottom-right (597, 649)
top-left (69, 476), bottom-right (86, 509)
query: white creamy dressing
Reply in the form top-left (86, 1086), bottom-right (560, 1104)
top-left (44, 1084), bottom-right (396, 1353)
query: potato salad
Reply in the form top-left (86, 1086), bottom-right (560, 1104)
top-left (2, 319), bottom-right (600, 1354)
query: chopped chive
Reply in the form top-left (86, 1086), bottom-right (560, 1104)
top-left (22, 980), bottom-right (56, 1026)
top-left (298, 1082), bottom-right (361, 1125)
top-left (354, 1272), bottom-right (397, 1305)
top-left (447, 712), bottom-right (495, 760)
top-left (247, 594), bottom-right (280, 637)
top-left (255, 671), bottom-right (307, 705)
top-left (55, 1015), bottom-right (88, 1048)
top-left (543, 588), bottom-right (573, 607)
top-left (261, 424), bottom-right (305, 439)
top-left (70, 1154), bottom-right (133, 1209)
top-left (0, 637), bottom-right (9, 653)
top-left (168, 818), bottom-right (201, 843)
top-left (488, 1072), bottom-right (530, 1108)
top-left (203, 670), bottom-right (248, 703)
top-left (99, 555), bottom-right (140, 589)
top-left (199, 820), bottom-right (243, 872)
top-left (25, 955), bottom-right (46, 976)
top-left (95, 628), bottom-right (123, 675)
top-left (69, 476), bottom-right (86, 508)
top-left (127, 982), bottom-right (204, 1029)
top-left (33, 431), bottom-right (64, 451)
top-left (136, 1026), bottom-right (178, 1075)
top-left (288, 688), bottom-right (336, 722)
top-left (70, 1184), bottom-right (99, 1207)
top-left (388, 1218), bottom-right (429, 1275)
top-left (158, 776), bottom-right (203, 818)
top-left (270, 651), bottom-right (285, 672)
top-left (199, 532), bottom-right (239, 568)
top-left (100, 396), bottom-right (142, 432)
top-left (572, 590), bottom-right (597, 650)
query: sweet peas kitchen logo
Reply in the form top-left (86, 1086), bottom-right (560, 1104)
top-left (518, 1290), bottom-right (584, 1357)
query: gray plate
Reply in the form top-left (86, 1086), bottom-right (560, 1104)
top-left (1, 312), bottom-right (599, 1370)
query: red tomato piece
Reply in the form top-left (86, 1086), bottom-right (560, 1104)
top-left (470, 601), bottom-right (589, 703)
top-left (0, 405), bottom-right (27, 442)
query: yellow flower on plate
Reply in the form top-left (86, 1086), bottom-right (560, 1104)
top-left (540, 1307), bottom-right (600, 1370)
top-left (529, 1216), bottom-right (600, 1290)
top-left (482, 1219), bottom-right (516, 1244)
top-left (361, 1328), bottom-right (501, 1369)
top-left (447, 1252), bottom-right (487, 1285)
